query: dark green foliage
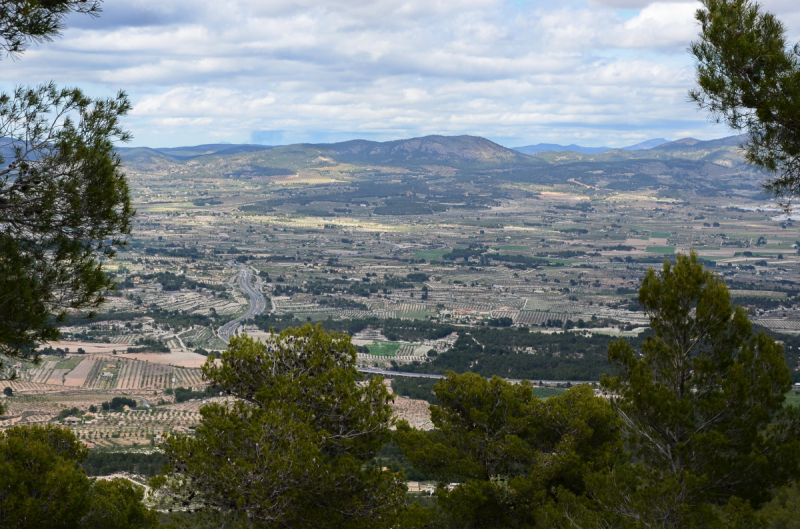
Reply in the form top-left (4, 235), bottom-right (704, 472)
top-left (373, 197), bottom-right (448, 215)
top-left (484, 252), bottom-right (548, 269)
top-left (395, 374), bottom-right (619, 528)
top-left (406, 272), bottom-right (429, 282)
top-left (81, 478), bottom-right (158, 529)
top-left (254, 315), bottom-right (459, 342)
top-left (442, 244), bottom-right (486, 261)
top-left (135, 271), bottom-right (223, 292)
top-left (690, 0), bottom-right (800, 207)
top-left (0, 425), bottom-right (156, 528)
top-left (173, 386), bottom-right (208, 403)
top-left (487, 317), bottom-right (513, 327)
top-left (316, 297), bottom-right (369, 310)
top-left (61, 308), bottom-right (214, 329)
top-left (595, 252), bottom-right (800, 527)
top-left (759, 482), bottom-right (800, 528)
top-left (0, 83), bottom-right (133, 366)
top-left (126, 336), bottom-right (169, 353)
top-left (347, 275), bottom-right (414, 297)
top-left (58, 407), bottom-right (80, 420)
top-left (391, 377), bottom-right (439, 404)
top-left (102, 397), bottom-right (136, 411)
top-left (3, 386), bottom-right (11, 396)
top-left (82, 451), bottom-right (168, 478)
top-left (0, 424), bottom-right (91, 528)
top-left (536, 250), bottom-right (586, 258)
top-left (0, 0), bottom-right (101, 58)
top-left (401, 328), bottom-right (633, 381)
top-left (154, 325), bottom-right (406, 528)
top-left (192, 198), bottom-right (223, 206)
top-left (141, 246), bottom-right (204, 260)
top-left (370, 441), bottom-right (433, 481)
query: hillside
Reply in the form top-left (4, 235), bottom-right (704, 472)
top-left (322, 135), bottom-right (533, 166)
top-left (117, 133), bottom-right (766, 198)
top-left (512, 138), bottom-right (669, 156)
top-left (533, 135), bottom-right (748, 167)
top-left (118, 135), bottom-right (536, 175)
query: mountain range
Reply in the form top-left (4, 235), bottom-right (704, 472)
top-left (117, 133), bottom-right (762, 199)
top-left (511, 138), bottom-right (669, 156)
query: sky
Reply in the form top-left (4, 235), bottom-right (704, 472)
top-left (1, 0), bottom-right (798, 148)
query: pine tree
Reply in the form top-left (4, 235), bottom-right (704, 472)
top-left (154, 325), bottom-right (406, 528)
top-left (0, 0), bottom-right (133, 388)
top-left (395, 372), bottom-right (619, 528)
top-left (690, 0), bottom-right (800, 208)
top-left (593, 252), bottom-right (800, 527)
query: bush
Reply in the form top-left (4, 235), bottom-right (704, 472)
top-left (101, 397), bottom-right (137, 411)
top-left (391, 377), bottom-right (439, 404)
top-left (58, 407), bottom-right (80, 420)
top-left (82, 451), bottom-right (169, 477)
top-left (173, 386), bottom-right (206, 403)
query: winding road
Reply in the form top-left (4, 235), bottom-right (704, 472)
top-left (217, 265), bottom-right (268, 343)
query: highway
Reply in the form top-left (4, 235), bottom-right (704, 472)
top-left (357, 368), bottom-right (445, 379)
top-left (356, 367), bottom-right (595, 386)
top-left (218, 265), bottom-right (268, 342)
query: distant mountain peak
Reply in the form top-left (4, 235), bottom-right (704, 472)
top-left (671, 138), bottom-right (701, 145)
top-left (511, 138), bottom-right (670, 156)
top-left (622, 138), bottom-right (669, 150)
top-left (322, 135), bottom-right (529, 164)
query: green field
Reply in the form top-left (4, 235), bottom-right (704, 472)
top-left (532, 387), bottom-right (566, 399)
top-left (367, 341), bottom-right (403, 356)
top-left (649, 232), bottom-right (671, 238)
top-left (646, 246), bottom-right (676, 254)
top-left (415, 250), bottom-right (448, 260)
top-left (55, 357), bottom-right (83, 370)
top-left (492, 245), bottom-right (529, 250)
top-left (784, 390), bottom-right (800, 407)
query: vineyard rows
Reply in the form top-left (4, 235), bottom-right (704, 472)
top-left (13, 354), bottom-right (205, 393)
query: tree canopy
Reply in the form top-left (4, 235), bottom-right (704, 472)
top-left (0, 0), bottom-right (132, 383)
top-left (592, 252), bottom-right (800, 527)
top-left (0, 424), bottom-right (157, 529)
top-left (154, 325), bottom-right (406, 529)
top-left (690, 0), bottom-right (800, 207)
top-left (395, 373), bottom-right (619, 528)
top-left (0, 0), bottom-right (102, 59)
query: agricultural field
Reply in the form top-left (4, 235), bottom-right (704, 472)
top-left (367, 341), bottom-right (405, 356)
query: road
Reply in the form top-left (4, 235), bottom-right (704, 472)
top-left (357, 368), bottom-right (445, 379)
top-left (356, 367), bottom-right (595, 386)
top-left (218, 265), bottom-right (267, 343)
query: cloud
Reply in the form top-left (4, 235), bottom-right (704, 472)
top-left (0, 0), bottom-right (796, 147)
top-left (587, 0), bottom-right (693, 8)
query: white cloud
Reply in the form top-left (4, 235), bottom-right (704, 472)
top-left (0, 0), bottom-right (796, 147)
top-left (618, 3), bottom-right (698, 48)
